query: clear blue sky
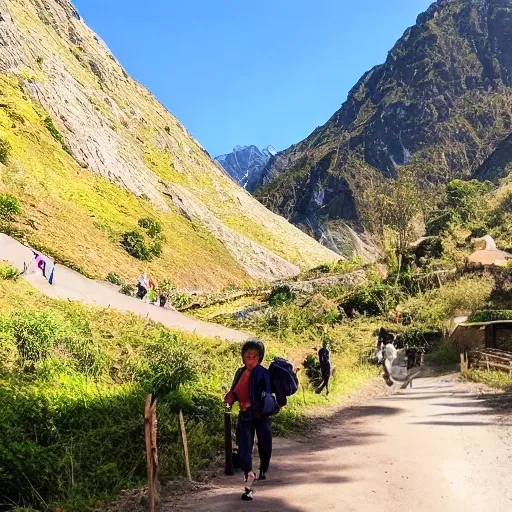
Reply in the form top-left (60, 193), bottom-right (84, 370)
top-left (73, 0), bottom-right (433, 157)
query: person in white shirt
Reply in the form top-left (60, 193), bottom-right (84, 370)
top-left (382, 334), bottom-right (397, 386)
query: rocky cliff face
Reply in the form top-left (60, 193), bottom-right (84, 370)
top-left (215, 145), bottom-right (277, 191)
top-left (0, 0), bottom-right (338, 289)
top-left (257, 0), bottom-right (512, 257)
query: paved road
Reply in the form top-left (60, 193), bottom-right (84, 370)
top-left (1, 233), bottom-right (250, 342)
top-left (171, 375), bottom-right (512, 512)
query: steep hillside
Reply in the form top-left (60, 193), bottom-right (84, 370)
top-left (257, 0), bottom-right (512, 256)
top-left (215, 144), bottom-right (276, 191)
top-left (0, 0), bottom-right (338, 291)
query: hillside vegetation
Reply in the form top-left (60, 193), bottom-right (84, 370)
top-left (0, 0), bottom-right (337, 290)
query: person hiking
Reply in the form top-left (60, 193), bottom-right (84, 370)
top-left (224, 340), bottom-right (273, 501)
top-left (316, 341), bottom-right (332, 395)
top-left (136, 272), bottom-right (149, 300)
top-left (382, 333), bottom-right (397, 386)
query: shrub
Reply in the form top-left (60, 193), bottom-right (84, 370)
top-left (43, 115), bottom-right (72, 154)
top-left (0, 262), bottom-right (20, 281)
top-left (466, 310), bottom-right (512, 323)
top-left (0, 137), bottom-right (11, 164)
top-left (267, 285), bottom-right (296, 307)
top-left (106, 272), bottom-right (122, 285)
top-left (339, 281), bottom-right (402, 317)
top-left (121, 230), bottom-right (152, 260)
top-left (149, 238), bottom-right (163, 257)
top-left (0, 193), bottom-right (21, 221)
top-left (120, 284), bottom-right (134, 296)
top-left (10, 311), bottom-right (62, 365)
top-left (172, 292), bottom-right (191, 309)
top-left (138, 217), bottom-right (163, 238)
top-left (302, 354), bottom-right (322, 388)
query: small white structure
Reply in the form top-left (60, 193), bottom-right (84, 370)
top-left (468, 235), bottom-right (512, 267)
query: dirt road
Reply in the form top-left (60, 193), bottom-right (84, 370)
top-left (171, 374), bottom-right (512, 512)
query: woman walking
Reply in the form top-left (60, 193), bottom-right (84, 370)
top-left (224, 340), bottom-right (273, 501)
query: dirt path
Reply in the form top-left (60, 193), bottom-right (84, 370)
top-left (169, 374), bottom-right (512, 512)
top-left (1, 234), bottom-right (250, 342)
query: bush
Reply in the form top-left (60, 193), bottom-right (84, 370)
top-left (121, 230), bottom-right (152, 260)
top-left (467, 310), bottom-right (512, 323)
top-left (339, 280), bottom-right (402, 318)
top-left (267, 285), bottom-right (296, 307)
top-left (10, 311), bottom-right (62, 365)
top-left (106, 272), bottom-right (122, 285)
top-left (138, 217), bottom-right (163, 238)
top-left (399, 275), bottom-right (493, 328)
top-left (0, 262), bottom-right (20, 281)
top-left (43, 116), bottom-right (72, 154)
top-left (0, 137), bottom-right (11, 164)
top-left (172, 292), bottom-right (192, 309)
top-left (0, 193), bottom-right (22, 221)
top-left (120, 284), bottom-right (134, 296)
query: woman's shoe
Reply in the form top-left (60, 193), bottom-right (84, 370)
top-left (241, 487), bottom-right (254, 500)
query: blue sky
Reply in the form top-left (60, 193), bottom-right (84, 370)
top-left (73, 0), bottom-right (433, 157)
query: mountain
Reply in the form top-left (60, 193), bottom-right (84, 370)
top-left (0, 0), bottom-right (338, 291)
top-left (256, 0), bottom-right (512, 257)
top-left (215, 144), bottom-right (277, 191)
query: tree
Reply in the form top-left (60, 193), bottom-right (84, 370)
top-left (360, 166), bottom-right (436, 269)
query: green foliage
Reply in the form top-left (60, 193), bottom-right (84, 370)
top-left (171, 291), bottom-right (192, 309)
top-left (302, 354), bottom-right (322, 388)
top-left (267, 285), bottom-right (296, 307)
top-left (43, 115), bottom-right (71, 154)
top-left (463, 369), bottom-right (512, 389)
top-left (10, 310), bottom-right (62, 365)
top-left (159, 279), bottom-right (176, 299)
top-left (399, 275), bottom-right (494, 328)
top-left (0, 136), bottom-right (11, 164)
top-left (427, 179), bottom-right (494, 236)
top-left (0, 193), bottom-right (21, 221)
top-left (121, 230), bottom-right (151, 260)
top-left (0, 262), bottom-right (20, 281)
top-left (466, 310), bottom-right (512, 323)
top-left (138, 217), bottom-right (163, 238)
top-left (119, 284), bottom-right (134, 296)
top-left (430, 338), bottom-right (459, 365)
top-left (106, 272), bottom-right (122, 285)
top-left (339, 279), bottom-right (402, 317)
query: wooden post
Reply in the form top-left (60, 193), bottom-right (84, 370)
top-left (224, 408), bottom-right (235, 476)
top-left (178, 409), bottom-right (192, 481)
top-left (144, 394), bottom-right (159, 512)
top-left (486, 354), bottom-right (490, 372)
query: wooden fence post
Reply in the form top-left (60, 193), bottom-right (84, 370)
top-left (144, 394), bottom-right (159, 512)
top-left (178, 409), bottom-right (192, 481)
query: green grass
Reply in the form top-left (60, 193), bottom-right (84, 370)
top-left (0, 75), bottom-right (249, 290)
top-left (466, 310), bottom-right (512, 323)
top-left (0, 278), bottom-right (378, 512)
top-left (462, 369), bottom-right (512, 390)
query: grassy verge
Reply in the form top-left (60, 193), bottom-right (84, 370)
top-left (462, 369), bottom-right (512, 390)
top-left (0, 278), bottom-right (377, 512)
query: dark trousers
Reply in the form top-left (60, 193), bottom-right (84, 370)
top-left (236, 409), bottom-right (272, 476)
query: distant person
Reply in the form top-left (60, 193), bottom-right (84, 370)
top-left (316, 342), bottom-right (332, 395)
top-left (136, 272), bottom-right (149, 299)
top-left (224, 340), bottom-right (273, 501)
top-left (382, 333), bottom-right (397, 386)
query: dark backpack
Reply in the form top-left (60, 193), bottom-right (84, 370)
top-left (269, 357), bottom-right (299, 407)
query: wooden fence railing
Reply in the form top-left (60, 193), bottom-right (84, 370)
top-left (468, 348), bottom-right (512, 375)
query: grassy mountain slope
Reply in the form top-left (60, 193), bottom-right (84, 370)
top-left (257, 0), bottom-right (512, 256)
top-left (0, 0), bottom-right (337, 290)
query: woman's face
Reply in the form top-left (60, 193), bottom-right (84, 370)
top-left (243, 349), bottom-right (260, 370)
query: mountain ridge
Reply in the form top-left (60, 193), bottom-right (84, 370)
top-left (0, 0), bottom-right (338, 290)
top-left (256, 0), bottom-right (512, 256)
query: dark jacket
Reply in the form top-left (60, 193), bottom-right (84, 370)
top-left (226, 364), bottom-right (271, 416)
